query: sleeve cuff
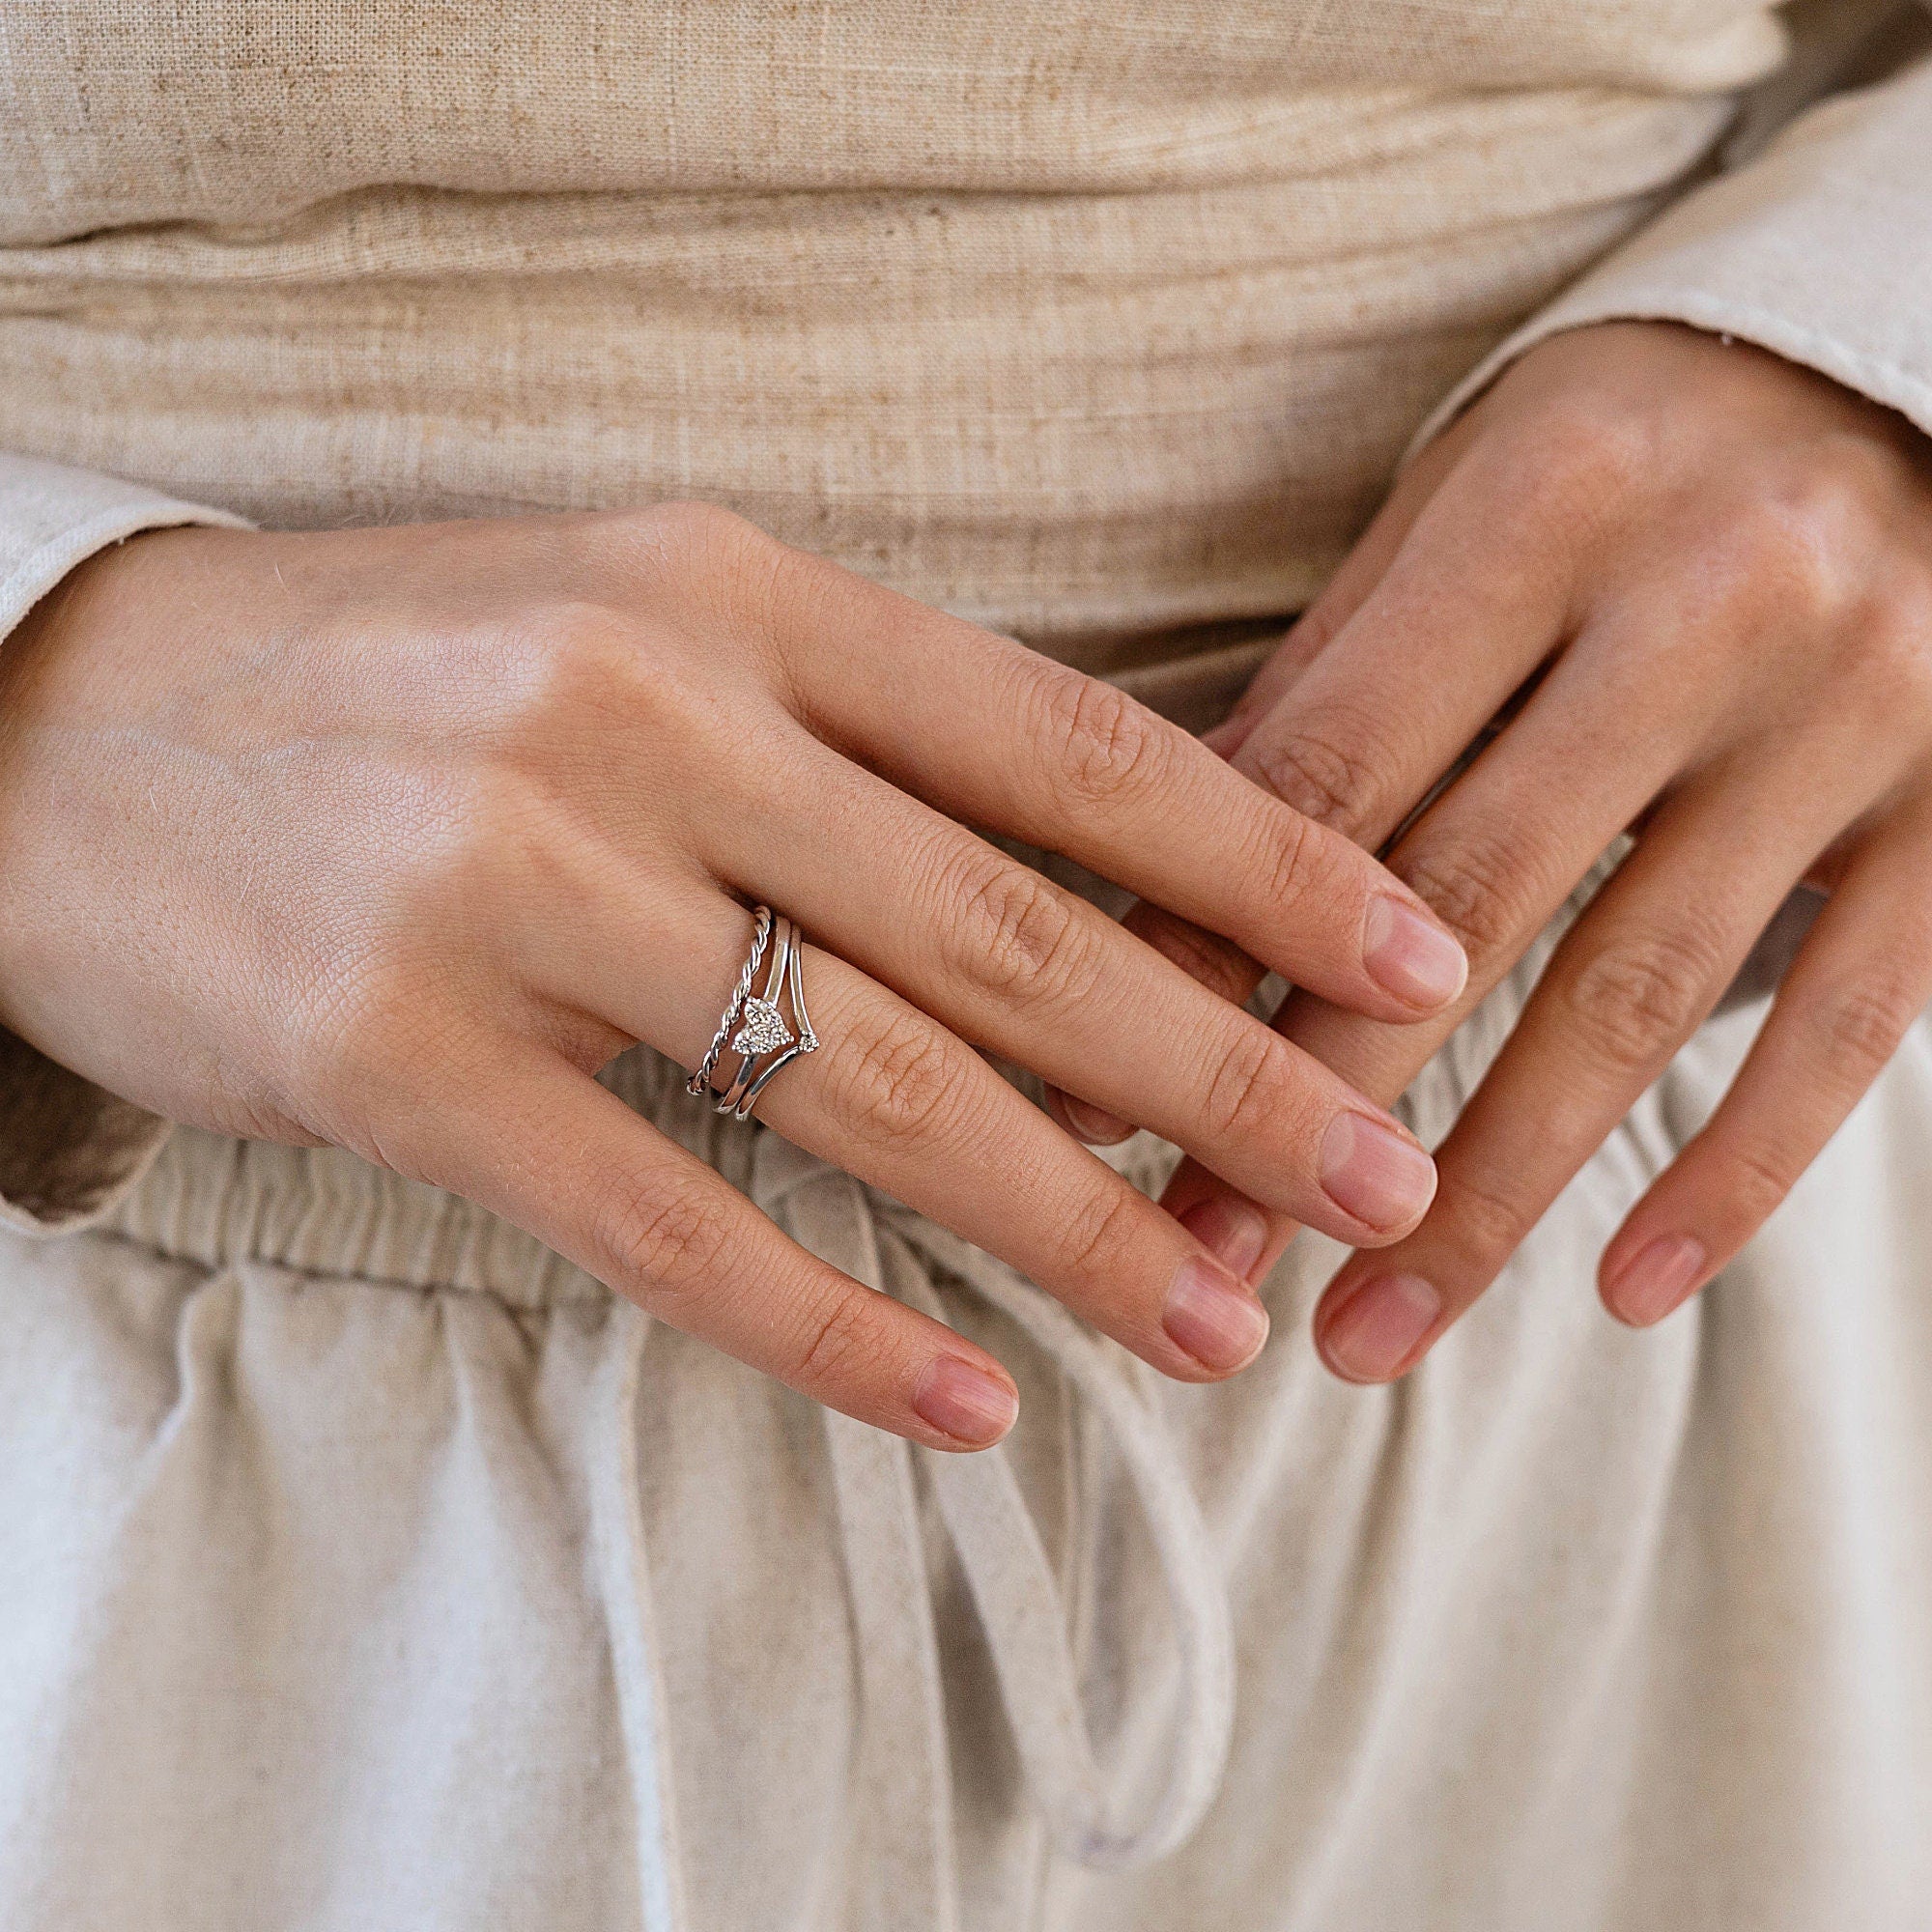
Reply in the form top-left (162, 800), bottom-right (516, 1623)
top-left (1406, 49), bottom-right (1932, 461)
top-left (0, 452), bottom-right (253, 1234)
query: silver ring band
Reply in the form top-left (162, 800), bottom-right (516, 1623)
top-left (687, 905), bottom-right (818, 1122)
top-left (686, 904), bottom-right (772, 1099)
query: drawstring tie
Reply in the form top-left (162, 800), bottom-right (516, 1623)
top-left (590, 1130), bottom-right (1235, 1931)
top-left (590, 1297), bottom-right (689, 1932)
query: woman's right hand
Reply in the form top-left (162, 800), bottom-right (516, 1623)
top-left (0, 505), bottom-right (1463, 1446)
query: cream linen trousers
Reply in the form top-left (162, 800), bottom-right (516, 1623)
top-left (4, 867), bottom-right (1930, 1932)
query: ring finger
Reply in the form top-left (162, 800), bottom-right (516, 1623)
top-left (567, 882), bottom-right (1281, 1383)
top-left (709, 747), bottom-right (1441, 1245)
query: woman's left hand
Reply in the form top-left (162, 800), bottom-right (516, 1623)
top-left (1049, 320), bottom-right (1932, 1382)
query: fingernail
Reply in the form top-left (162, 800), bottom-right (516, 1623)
top-left (1163, 1256), bottom-right (1270, 1374)
top-left (1605, 1235), bottom-right (1706, 1326)
top-left (913, 1356), bottom-right (1019, 1445)
top-left (1321, 1272), bottom-right (1439, 1382)
top-left (1178, 1195), bottom-right (1268, 1278)
top-left (1320, 1113), bottom-right (1437, 1231)
top-left (1061, 1093), bottom-right (1133, 1145)
top-left (1363, 896), bottom-right (1467, 1010)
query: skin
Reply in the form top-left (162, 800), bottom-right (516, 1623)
top-left (1049, 321), bottom-right (1932, 1384)
top-left (0, 500), bottom-right (1468, 1450)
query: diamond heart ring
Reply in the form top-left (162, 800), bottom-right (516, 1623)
top-left (687, 904), bottom-right (819, 1122)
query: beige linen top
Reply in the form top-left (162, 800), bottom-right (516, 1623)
top-left (1, 0), bottom-right (1930, 1226)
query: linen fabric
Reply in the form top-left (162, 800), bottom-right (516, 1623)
top-left (6, 904), bottom-right (1931, 1931)
top-left (3, 4), bottom-right (1932, 1927)
top-left (0, 1), bottom-right (1918, 650)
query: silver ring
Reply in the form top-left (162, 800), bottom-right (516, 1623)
top-left (686, 905), bottom-right (819, 1122)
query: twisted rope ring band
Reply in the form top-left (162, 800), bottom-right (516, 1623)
top-left (688, 905), bottom-right (819, 1122)
top-left (687, 903), bottom-right (772, 1099)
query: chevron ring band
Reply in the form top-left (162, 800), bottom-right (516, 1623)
top-left (687, 905), bottom-right (819, 1122)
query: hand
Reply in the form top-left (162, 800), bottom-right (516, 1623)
top-left (1050, 322), bottom-right (1932, 1381)
top-left (0, 504), bottom-right (1464, 1444)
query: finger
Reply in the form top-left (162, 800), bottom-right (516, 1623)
top-left (707, 747), bottom-right (1441, 1242)
top-left (768, 576), bottom-right (1467, 1022)
top-left (1310, 754), bottom-right (1864, 1383)
top-left (389, 1038), bottom-right (1022, 1451)
top-left (1046, 889), bottom-right (1274, 1151)
top-left (1227, 424), bottom-right (1587, 854)
top-left (1208, 419), bottom-right (1472, 757)
top-left (1601, 805), bottom-right (1932, 1324)
top-left (1284, 598), bottom-right (1710, 1089)
top-left (1043, 1082), bottom-right (1137, 1148)
top-left (1071, 418), bottom-right (1586, 1129)
top-left (1157, 594), bottom-right (1707, 1251)
top-left (566, 889), bottom-right (1277, 1382)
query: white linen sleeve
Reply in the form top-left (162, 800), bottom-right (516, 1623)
top-left (0, 452), bottom-right (250, 1234)
top-left (1409, 38), bottom-right (1932, 456)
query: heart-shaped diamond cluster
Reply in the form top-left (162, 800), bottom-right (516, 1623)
top-left (731, 996), bottom-right (795, 1057)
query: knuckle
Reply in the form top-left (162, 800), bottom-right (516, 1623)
top-left (1723, 1135), bottom-right (1802, 1222)
top-left (418, 760), bottom-right (563, 906)
top-left (1723, 491), bottom-right (1839, 618)
top-left (1706, 478), bottom-right (1866, 626)
top-left (1442, 1165), bottom-right (1532, 1263)
top-left (497, 596), bottom-right (721, 756)
top-left (1562, 927), bottom-right (1720, 1070)
top-left (1242, 805), bottom-right (1325, 922)
top-left (1845, 599), bottom-right (1932, 720)
top-left (825, 1007), bottom-right (977, 1147)
top-left (1395, 829), bottom-right (1535, 963)
top-left (1200, 1024), bottom-right (1297, 1144)
top-left (625, 497), bottom-right (768, 574)
top-left (520, 602), bottom-right (654, 724)
top-left (1134, 908), bottom-right (1262, 1005)
top-left (1051, 1180), bottom-right (1148, 1286)
top-left (1243, 719), bottom-right (1385, 833)
top-left (1520, 392), bottom-right (1656, 510)
top-left (621, 498), bottom-right (799, 638)
top-left (941, 849), bottom-right (1102, 1009)
top-left (1036, 668), bottom-right (1173, 810)
top-left (591, 1176), bottom-right (737, 1302)
top-left (1810, 973), bottom-right (1923, 1078)
top-left (521, 591), bottom-right (628, 667)
top-left (450, 595), bottom-right (625, 744)
top-left (790, 1292), bottom-right (880, 1391)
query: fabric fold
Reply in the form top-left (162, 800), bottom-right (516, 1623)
top-left (753, 1128), bottom-right (1235, 1911)
top-left (1407, 30), bottom-right (1932, 460)
top-left (589, 1298), bottom-right (690, 1932)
